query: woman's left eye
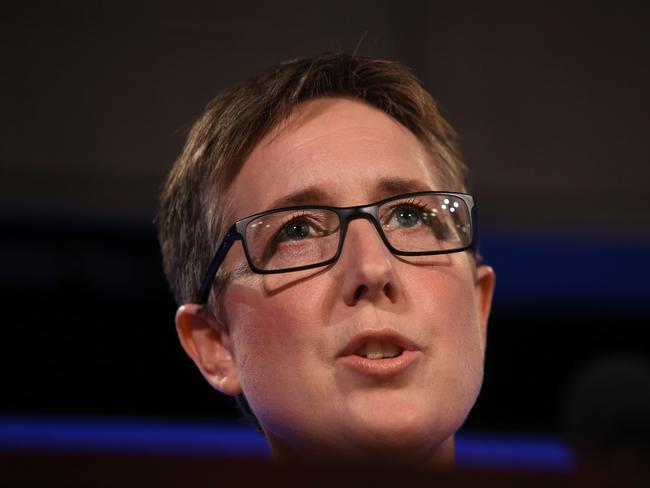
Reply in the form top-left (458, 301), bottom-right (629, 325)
top-left (390, 205), bottom-right (423, 228)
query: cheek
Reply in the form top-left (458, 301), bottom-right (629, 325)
top-left (221, 281), bottom-right (326, 418)
top-left (438, 273), bottom-right (484, 364)
top-left (411, 263), bottom-right (485, 392)
top-left (444, 277), bottom-right (485, 403)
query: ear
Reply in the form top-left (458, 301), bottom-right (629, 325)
top-left (175, 304), bottom-right (242, 396)
top-left (474, 265), bottom-right (496, 353)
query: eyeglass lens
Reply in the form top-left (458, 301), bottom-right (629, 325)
top-left (244, 194), bottom-right (471, 271)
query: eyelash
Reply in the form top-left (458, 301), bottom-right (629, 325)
top-left (276, 199), bottom-right (432, 234)
top-left (257, 212), bottom-right (314, 263)
top-left (382, 198), bottom-right (430, 222)
top-left (273, 211), bottom-right (323, 243)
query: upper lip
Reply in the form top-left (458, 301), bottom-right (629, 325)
top-left (338, 328), bottom-right (419, 357)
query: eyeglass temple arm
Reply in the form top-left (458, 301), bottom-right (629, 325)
top-left (470, 205), bottom-right (480, 258)
top-left (197, 224), bottom-right (239, 305)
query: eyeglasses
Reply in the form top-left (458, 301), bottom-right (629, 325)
top-left (197, 191), bottom-right (477, 304)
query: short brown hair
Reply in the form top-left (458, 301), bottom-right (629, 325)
top-left (158, 52), bottom-right (468, 309)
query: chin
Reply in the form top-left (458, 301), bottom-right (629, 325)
top-left (339, 395), bottom-right (459, 461)
top-left (337, 425), bottom-right (455, 465)
top-left (265, 400), bottom-right (459, 465)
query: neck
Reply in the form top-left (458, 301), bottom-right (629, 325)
top-left (268, 433), bottom-right (456, 468)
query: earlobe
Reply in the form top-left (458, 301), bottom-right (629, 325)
top-left (474, 265), bottom-right (496, 350)
top-left (175, 304), bottom-right (242, 396)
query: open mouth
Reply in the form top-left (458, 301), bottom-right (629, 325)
top-left (340, 328), bottom-right (417, 360)
top-left (339, 330), bottom-right (419, 377)
top-left (354, 340), bottom-right (403, 360)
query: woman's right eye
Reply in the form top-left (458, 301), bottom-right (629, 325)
top-left (278, 219), bottom-right (312, 242)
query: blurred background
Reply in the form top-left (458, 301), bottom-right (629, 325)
top-left (2, 0), bottom-right (649, 473)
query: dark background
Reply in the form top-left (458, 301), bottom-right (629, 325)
top-left (2, 0), bottom-right (649, 450)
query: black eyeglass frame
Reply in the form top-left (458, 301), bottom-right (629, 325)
top-left (197, 191), bottom-right (477, 304)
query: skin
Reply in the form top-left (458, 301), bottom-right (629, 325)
top-left (176, 97), bottom-right (495, 465)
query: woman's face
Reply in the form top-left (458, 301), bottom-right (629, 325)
top-left (186, 97), bottom-right (495, 463)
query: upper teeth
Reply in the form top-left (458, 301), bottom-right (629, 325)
top-left (358, 340), bottom-right (402, 359)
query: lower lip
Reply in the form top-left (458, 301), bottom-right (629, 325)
top-left (339, 350), bottom-right (420, 378)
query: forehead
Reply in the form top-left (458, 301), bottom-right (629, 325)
top-left (227, 97), bottom-right (443, 220)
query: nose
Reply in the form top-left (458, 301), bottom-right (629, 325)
top-left (337, 217), bottom-right (400, 306)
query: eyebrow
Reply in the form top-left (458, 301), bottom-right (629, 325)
top-left (268, 187), bottom-right (331, 209)
top-left (267, 177), bottom-right (434, 211)
top-left (375, 177), bottom-right (433, 198)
